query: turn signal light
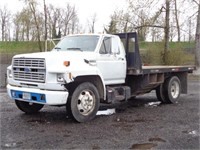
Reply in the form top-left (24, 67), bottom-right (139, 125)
top-left (63, 61), bottom-right (70, 67)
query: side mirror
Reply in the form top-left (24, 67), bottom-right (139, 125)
top-left (112, 37), bottom-right (120, 55)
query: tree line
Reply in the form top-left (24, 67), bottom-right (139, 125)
top-left (1, 0), bottom-right (197, 42)
top-left (104, 0), bottom-right (199, 66)
top-left (105, 0), bottom-right (197, 42)
top-left (1, 0), bottom-right (79, 44)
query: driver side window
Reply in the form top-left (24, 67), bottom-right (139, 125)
top-left (99, 37), bottom-right (111, 54)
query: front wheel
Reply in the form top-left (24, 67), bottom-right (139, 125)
top-left (67, 82), bottom-right (100, 123)
top-left (15, 100), bottom-right (44, 114)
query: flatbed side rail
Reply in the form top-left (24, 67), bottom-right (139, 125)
top-left (127, 66), bottom-right (195, 75)
top-left (142, 66), bottom-right (195, 74)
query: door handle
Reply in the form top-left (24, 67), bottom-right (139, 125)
top-left (118, 57), bottom-right (124, 60)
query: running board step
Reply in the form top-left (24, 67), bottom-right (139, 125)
top-left (106, 86), bottom-right (131, 103)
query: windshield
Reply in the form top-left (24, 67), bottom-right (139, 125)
top-left (53, 35), bottom-right (99, 52)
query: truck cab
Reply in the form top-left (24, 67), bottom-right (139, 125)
top-left (7, 32), bottom-right (195, 122)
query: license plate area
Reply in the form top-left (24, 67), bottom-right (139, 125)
top-left (23, 92), bottom-right (31, 100)
top-left (11, 90), bottom-right (46, 103)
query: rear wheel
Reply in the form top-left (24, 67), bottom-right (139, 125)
top-left (156, 76), bottom-right (181, 104)
top-left (15, 100), bottom-right (44, 114)
top-left (164, 76), bottom-right (181, 103)
top-left (156, 84), bottom-right (167, 103)
top-left (67, 82), bottom-right (100, 123)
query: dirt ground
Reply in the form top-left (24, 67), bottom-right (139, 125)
top-left (0, 80), bottom-right (199, 149)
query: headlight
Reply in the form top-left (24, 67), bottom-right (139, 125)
top-left (57, 74), bottom-right (64, 82)
top-left (7, 69), bottom-right (12, 78)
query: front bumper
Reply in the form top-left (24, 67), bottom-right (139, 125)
top-left (7, 84), bottom-right (69, 105)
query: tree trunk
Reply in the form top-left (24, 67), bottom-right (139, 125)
top-left (163, 0), bottom-right (170, 64)
top-left (1, 22), bottom-right (5, 41)
top-left (195, 1), bottom-right (200, 68)
top-left (174, 0), bottom-right (180, 42)
top-left (43, 0), bottom-right (47, 41)
top-left (29, 2), bottom-right (42, 52)
top-left (1, 13), bottom-right (6, 41)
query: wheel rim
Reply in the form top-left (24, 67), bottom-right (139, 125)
top-left (77, 90), bottom-right (95, 116)
top-left (170, 80), bottom-right (180, 99)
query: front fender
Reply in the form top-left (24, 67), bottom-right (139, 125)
top-left (69, 65), bottom-right (106, 100)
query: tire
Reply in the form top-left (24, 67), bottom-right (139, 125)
top-left (164, 76), bottom-right (181, 104)
top-left (67, 82), bottom-right (100, 123)
top-left (156, 84), bottom-right (167, 104)
top-left (15, 100), bottom-right (44, 114)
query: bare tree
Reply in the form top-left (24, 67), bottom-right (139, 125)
top-left (169, 22), bottom-right (176, 42)
top-left (13, 8), bottom-right (33, 41)
top-left (43, 0), bottom-right (47, 41)
top-left (47, 4), bottom-right (61, 38)
top-left (25, 0), bottom-right (42, 51)
top-left (47, 3), bottom-right (78, 38)
top-left (0, 5), bottom-right (11, 41)
top-left (188, 18), bottom-right (192, 43)
top-left (127, 0), bottom-right (164, 41)
top-left (87, 13), bottom-right (97, 33)
top-left (104, 12), bottom-right (119, 33)
top-left (61, 4), bottom-right (77, 35)
top-left (135, 10), bottom-right (149, 41)
top-left (174, 0), bottom-right (181, 42)
top-left (13, 12), bottom-right (20, 41)
top-left (163, 0), bottom-right (170, 64)
top-left (70, 17), bottom-right (80, 34)
top-left (107, 0), bottom-right (164, 41)
top-left (106, 10), bottom-right (130, 33)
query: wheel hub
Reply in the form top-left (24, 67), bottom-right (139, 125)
top-left (171, 81), bottom-right (180, 99)
top-left (77, 90), bottom-right (95, 116)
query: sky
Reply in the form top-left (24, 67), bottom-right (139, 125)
top-left (1, 0), bottom-right (127, 33)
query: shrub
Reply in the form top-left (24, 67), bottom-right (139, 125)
top-left (165, 49), bottom-right (194, 65)
top-left (140, 42), bottom-right (195, 66)
top-left (140, 42), bottom-right (164, 65)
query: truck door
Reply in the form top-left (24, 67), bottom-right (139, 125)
top-left (96, 35), bottom-right (126, 85)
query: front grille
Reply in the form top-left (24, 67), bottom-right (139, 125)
top-left (13, 58), bottom-right (46, 83)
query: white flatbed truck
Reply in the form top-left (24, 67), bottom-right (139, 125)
top-left (7, 32), bottom-right (195, 122)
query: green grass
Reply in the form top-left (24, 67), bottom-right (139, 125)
top-left (0, 41), bottom-right (42, 53)
top-left (0, 41), bottom-right (195, 65)
top-left (0, 40), bottom-right (59, 54)
top-left (139, 41), bottom-right (194, 50)
top-left (139, 41), bottom-right (195, 65)
top-left (0, 41), bottom-right (195, 53)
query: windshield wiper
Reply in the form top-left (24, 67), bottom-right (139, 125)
top-left (67, 48), bottom-right (83, 52)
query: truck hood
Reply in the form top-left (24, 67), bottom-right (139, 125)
top-left (13, 51), bottom-right (96, 61)
top-left (13, 51), bottom-right (97, 73)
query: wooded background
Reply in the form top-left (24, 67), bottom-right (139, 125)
top-left (0, 0), bottom-right (200, 67)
